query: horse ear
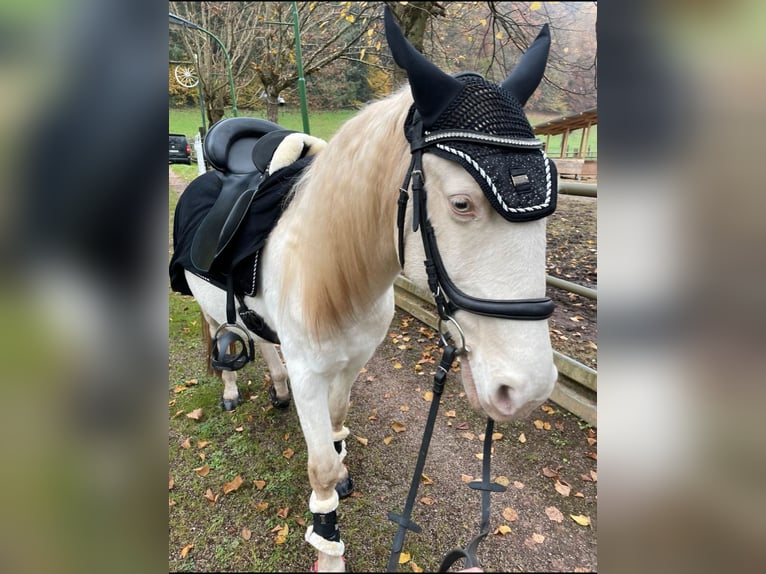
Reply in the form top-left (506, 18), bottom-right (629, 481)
top-left (500, 24), bottom-right (551, 106)
top-left (384, 5), bottom-right (462, 127)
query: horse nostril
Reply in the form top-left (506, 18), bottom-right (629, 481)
top-left (495, 384), bottom-right (515, 416)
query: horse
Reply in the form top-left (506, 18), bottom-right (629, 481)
top-left (171, 8), bottom-right (558, 572)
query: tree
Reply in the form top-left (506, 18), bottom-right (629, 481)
top-left (169, 2), bottom-right (380, 125)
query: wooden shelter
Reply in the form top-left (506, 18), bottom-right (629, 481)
top-left (534, 107), bottom-right (597, 180)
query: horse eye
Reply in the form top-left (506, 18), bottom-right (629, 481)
top-left (450, 196), bottom-right (472, 214)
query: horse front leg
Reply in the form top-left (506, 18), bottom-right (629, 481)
top-left (291, 374), bottom-right (348, 572)
top-left (328, 373), bottom-right (355, 500)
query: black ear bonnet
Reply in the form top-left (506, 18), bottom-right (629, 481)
top-left (384, 5), bottom-right (557, 222)
top-left (403, 74), bottom-right (557, 222)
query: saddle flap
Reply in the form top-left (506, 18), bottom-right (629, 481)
top-left (190, 171), bottom-right (263, 272)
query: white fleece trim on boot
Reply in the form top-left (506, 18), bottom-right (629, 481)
top-left (332, 426), bottom-right (350, 442)
top-left (309, 489), bottom-right (339, 514)
top-left (269, 133), bottom-right (327, 175)
top-left (305, 526), bottom-right (345, 557)
top-left (338, 440), bottom-right (347, 462)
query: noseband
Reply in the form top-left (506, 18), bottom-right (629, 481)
top-left (396, 114), bottom-right (555, 329)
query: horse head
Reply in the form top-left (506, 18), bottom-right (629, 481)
top-left (385, 7), bottom-right (558, 422)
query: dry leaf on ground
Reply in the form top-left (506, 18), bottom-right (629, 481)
top-left (545, 506), bottom-right (564, 522)
top-left (222, 475), bottom-right (244, 494)
top-left (185, 408), bottom-right (203, 420)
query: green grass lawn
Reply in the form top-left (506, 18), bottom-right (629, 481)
top-left (170, 107), bottom-right (357, 143)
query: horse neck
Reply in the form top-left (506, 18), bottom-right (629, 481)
top-left (278, 90), bottom-right (413, 341)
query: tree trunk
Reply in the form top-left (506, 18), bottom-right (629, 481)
top-left (266, 100), bottom-right (279, 124)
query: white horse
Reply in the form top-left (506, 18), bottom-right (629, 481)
top-left (177, 9), bottom-right (557, 572)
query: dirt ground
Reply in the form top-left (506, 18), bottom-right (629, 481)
top-left (168, 168), bottom-right (597, 572)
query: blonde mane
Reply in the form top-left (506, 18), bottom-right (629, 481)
top-left (279, 89), bottom-right (413, 341)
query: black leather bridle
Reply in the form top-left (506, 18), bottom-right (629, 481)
top-left (396, 114), bottom-right (555, 327)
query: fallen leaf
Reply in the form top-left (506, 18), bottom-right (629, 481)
top-left (194, 465), bottom-right (210, 477)
top-left (574, 492), bottom-right (585, 498)
top-left (502, 507), bottom-right (519, 522)
top-left (186, 378), bottom-right (198, 385)
top-left (513, 481), bottom-right (524, 489)
top-left (241, 527), bottom-right (252, 540)
top-left (494, 524), bottom-right (512, 535)
top-left (180, 437), bottom-right (191, 449)
top-left (409, 561), bottom-right (424, 572)
top-left (393, 362), bottom-right (403, 369)
top-left (399, 551), bottom-right (411, 564)
top-left (461, 432), bottom-right (475, 441)
top-left (271, 524), bottom-right (289, 537)
top-left (399, 405), bottom-right (410, 412)
top-left (172, 409), bottom-right (185, 419)
top-left (198, 452), bottom-right (206, 461)
top-left (186, 408), bottom-right (203, 420)
top-left (277, 506), bottom-right (290, 519)
top-left (586, 451), bottom-right (597, 460)
top-left (491, 432), bottom-right (503, 441)
top-left (295, 517), bottom-right (306, 527)
top-left (419, 496), bottom-right (435, 505)
top-left (254, 480), bottom-right (266, 490)
top-left (541, 404), bottom-right (556, 414)
top-left (518, 432), bottom-right (527, 443)
top-left (580, 473), bottom-right (593, 482)
top-left (203, 488), bottom-right (218, 503)
top-left (541, 466), bottom-right (559, 479)
top-left (392, 421), bottom-right (406, 433)
top-left (223, 475), bottom-right (244, 494)
top-left (255, 501), bottom-right (269, 512)
top-left (354, 435), bottom-right (368, 446)
top-left (475, 453), bottom-right (483, 460)
top-left (533, 419), bottom-right (545, 429)
top-left (532, 533), bottom-right (545, 544)
top-left (456, 422), bottom-right (470, 430)
top-left (590, 470), bottom-right (598, 482)
top-left (197, 440), bottom-right (211, 449)
top-left (173, 384), bottom-right (188, 394)
top-left (169, 499), bottom-right (176, 507)
top-left (445, 410), bottom-right (456, 418)
top-left (587, 437), bottom-right (597, 446)
top-left (554, 480), bottom-right (571, 497)
top-left (423, 391), bottom-right (433, 402)
top-left (383, 436), bottom-right (394, 445)
top-left (283, 448), bottom-right (295, 459)
top-left (421, 474), bottom-right (433, 485)
top-left (235, 426), bottom-right (244, 432)
top-left (180, 543), bottom-right (194, 558)
top-left (460, 474), bottom-right (473, 483)
top-left (570, 514), bottom-right (591, 526)
top-left (545, 506), bottom-right (564, 522)
top-left (169, 475), bottom-right (175, 490)
top-left (275, 535), bottom-right (287, 545)
top-left (494, 476), bottom-right (510, 487)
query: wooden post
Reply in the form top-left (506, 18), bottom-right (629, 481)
top-left (561, 129), bottom-right (570, 158)
top-left (579, 123), bottom-right (591, 159)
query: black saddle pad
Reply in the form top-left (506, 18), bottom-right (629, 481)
top-left (170, 156), bottom-right (312, 297)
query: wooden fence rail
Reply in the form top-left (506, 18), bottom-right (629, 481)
top-left (393, 276), bottom-right (597, 426)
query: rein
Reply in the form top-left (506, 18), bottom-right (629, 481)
top-left (386, 337), bottom-right (505, 572)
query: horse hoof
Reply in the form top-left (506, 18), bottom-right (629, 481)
top-left (335, 475), bottom-right (354, 499)
top-left (268, 384), bottom-right (291, 410)
top-left (220, 397), bottom-right (239, 411)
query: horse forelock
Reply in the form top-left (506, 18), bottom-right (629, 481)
top-left (279, 89), bottom-right (413, 342)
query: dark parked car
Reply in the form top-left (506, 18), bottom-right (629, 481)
top-left (169, 133), bottom-right (191, 164)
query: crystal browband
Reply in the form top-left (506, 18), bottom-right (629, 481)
top-left (423, 130), bottom-right (543, 149)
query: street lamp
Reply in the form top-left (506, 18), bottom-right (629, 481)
top-left (169, 12), bottom-right (238, 117)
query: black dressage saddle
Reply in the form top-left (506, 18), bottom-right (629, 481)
top-left (189, 117), bottom-right (296, 272)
